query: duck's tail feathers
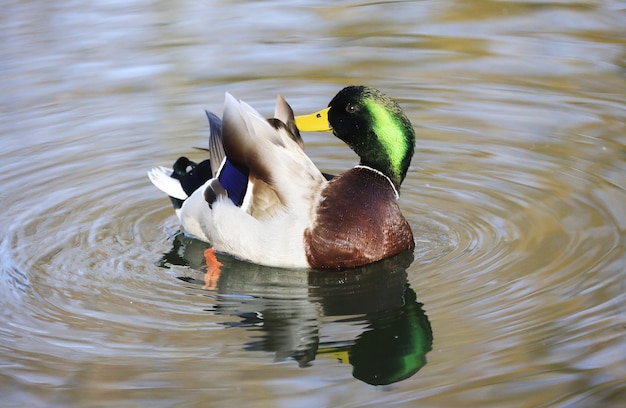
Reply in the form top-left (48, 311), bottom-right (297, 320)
top-left (148, 156), bottom-right (214, 206)
top-left (148, 166), bottom-right (188, 200)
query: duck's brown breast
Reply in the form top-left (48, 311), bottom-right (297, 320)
top-left (304, 167), bottom-right (414, 269)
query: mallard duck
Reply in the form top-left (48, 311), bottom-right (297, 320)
top-left (149, 86), bottom-right (415, 269)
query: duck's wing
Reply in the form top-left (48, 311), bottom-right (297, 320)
top-left (221, 93), bottom-right (326, 220)
top-left (276, 96), bottom-right (336, 180)
top-left (204, 110), bottom-right (225, 176)
top-left (274, 94), bottom-right (304, 148)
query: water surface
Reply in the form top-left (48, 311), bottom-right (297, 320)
top-left (1, 0), bottom-right (625, 407)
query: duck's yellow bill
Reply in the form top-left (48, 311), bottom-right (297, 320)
top-left (295, 107), bottom-right (332, 132)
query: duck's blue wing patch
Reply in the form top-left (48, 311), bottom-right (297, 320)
top-left (218, 159), bottom-right (249, 206)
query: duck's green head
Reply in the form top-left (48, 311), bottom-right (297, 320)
top-left (297, 86), bottom-right (415, 189)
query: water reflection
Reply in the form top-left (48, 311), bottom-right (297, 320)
top-left (160, 233), bottom-right (432, 386)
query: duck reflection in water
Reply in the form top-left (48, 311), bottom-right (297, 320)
top-left (159, 233), bottom-right (433, 386)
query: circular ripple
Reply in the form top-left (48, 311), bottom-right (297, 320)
top-left (402, 139), bottom-right (625, 392)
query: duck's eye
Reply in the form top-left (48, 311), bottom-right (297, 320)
top-left (345, 103), bottom-right (357, 114)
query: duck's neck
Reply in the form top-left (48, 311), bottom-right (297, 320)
top-left (359, 101), bottom-right (415, 190)
top-left (358, 132), bottom-right (413, 191)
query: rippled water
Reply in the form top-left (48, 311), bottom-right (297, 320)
top-left (1, 0), bottom-right (625, 406)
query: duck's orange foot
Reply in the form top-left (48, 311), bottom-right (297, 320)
top-left (202, 248), bottom-right (223, 290)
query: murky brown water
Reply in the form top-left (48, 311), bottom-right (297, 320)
top-left (1, 0), bottom-right (625, 406)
